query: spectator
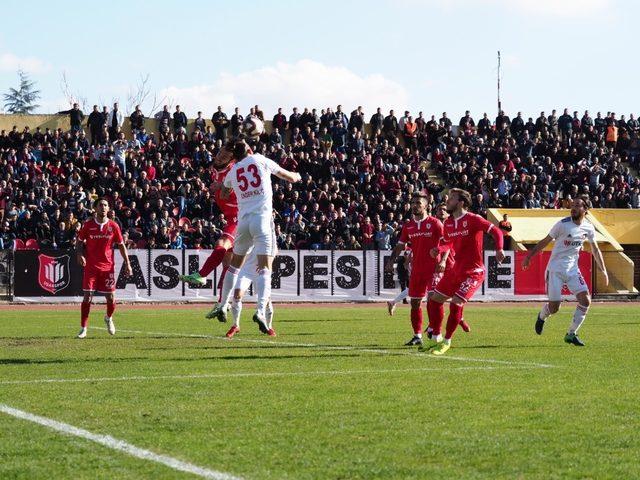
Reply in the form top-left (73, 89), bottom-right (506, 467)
top-left (498, 213), bottom-right (512, 250)
top-left (58, 103), bottom-right (84, 132)
top-left (211, 106), bottom-right (229, 143)
top-left (106, 102), bottom-right (124, 140)
top-left (173, 105), bottom-right (188, 134)
top-left (130, 105), bottom-right (145, 134)
top-left (229, 107), bottom-right (243, 137)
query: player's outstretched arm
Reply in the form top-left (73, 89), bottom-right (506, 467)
top-left (117, 243), bottom-right (133, 277)
top-left (275, 169), bottom-right (301, 183)
top-left (522, 235), bottom-right (553, 270)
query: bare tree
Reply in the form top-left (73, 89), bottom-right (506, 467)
top-left (126, 73), bottom-right (168, 117)
top-left (59, 71), bottom-right (88, 112)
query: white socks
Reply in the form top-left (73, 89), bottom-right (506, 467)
top-left (230, 298), bottom-right (242, 328)
top-left (255, 268), bottom-right (271, 319)
top-left (539, 303), bottom-right (551, 321)
top-left (392, 288), bottom-right (409, 305)
top-left (220, 266), bottom-right (239, 310)
top-left (230, 298), bottom-right (273, 329)
top-left (569, 304), bottom-right (589, 334)
top-left (266, 301), bottom-right (274, 329)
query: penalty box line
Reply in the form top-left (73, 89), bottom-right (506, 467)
top-left (0, 365), bottom-right (546, 386)
top-left (0, 404), bottom-right (242, 480)
top-left (92, 327), bottom-right (556, 369)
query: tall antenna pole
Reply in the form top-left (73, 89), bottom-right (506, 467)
top-left (497, 50), bottom-right (502, 114)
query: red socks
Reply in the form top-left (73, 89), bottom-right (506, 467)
top-left (199, 246), bottom-right (227, 277)
top-left (81, 301), bottom-right (91, 327)
top-left (106, 299), bottom-right (116, 318)
top-left (410, 307), bottom-right (423, 335)
top-left (445, 303), bottom-right (464, 340)
top-left (427, 299), bottom-right (445, 336)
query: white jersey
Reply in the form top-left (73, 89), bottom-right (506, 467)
top-left (546, 217), bottom-right (596, 273)
top-left (224, 153), bottom-right (283, 219)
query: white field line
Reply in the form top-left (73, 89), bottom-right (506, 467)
top-left (0, 404), bottom-right (242, 480)
top-left (93, 327), bottom-right (556, 369)
top-left (0, 365), bottom-right (545, 386)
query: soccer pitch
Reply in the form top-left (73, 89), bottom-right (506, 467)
top-left (1, 303), bottom-right (639, 479)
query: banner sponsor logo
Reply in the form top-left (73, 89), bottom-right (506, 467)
top-left (13, 249), bottom-right (592, 303)
top-left (37, 254), bottom-right (70, 294)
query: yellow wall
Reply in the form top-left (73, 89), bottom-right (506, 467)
top-left (0, 113), bottom-right (380, 140)
top-left (590, 209), bottom-right (640, 244)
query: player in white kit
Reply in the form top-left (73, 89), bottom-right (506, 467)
top-left (522, 195), bottom-right (609, 346)
top-left (220, 139), bottom-right (301, 334)
top-left (219, 247), bottom-right (275, 338)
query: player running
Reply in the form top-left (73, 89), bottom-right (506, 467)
top-left (75, 198), bottom-right (132, 338)
top-left (218, 247), bottom-right (276, 338)
top-left (219, 140), bottom-right (301, 333)
top-left (385, 192), bottom-right (451, 346)
top-left (425, 188), bottom-right (504, 355)
top-left (522, 195), bottom-right (608, 346)
top-left (178, 144), bottom-right (238, 320)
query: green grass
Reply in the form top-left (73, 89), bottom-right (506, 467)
top-left (1, 303), bottom-right (639, 479)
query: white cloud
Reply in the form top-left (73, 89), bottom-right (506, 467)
top-left (158, 60), bottom-right (409, 116)
top-left (0, 52), bottom-right (51, 74)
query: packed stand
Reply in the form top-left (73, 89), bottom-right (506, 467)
top-left (1, 102), bottom-right (639, 251)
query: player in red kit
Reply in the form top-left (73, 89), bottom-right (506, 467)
top-left (178, 144), bottom-right (238, 321)
top-left (76, 198), bottom-right (132, 338)
top-left (386, 193), bottom-right (451, 346)
top-left (424, 188), bottom-right (504, 355)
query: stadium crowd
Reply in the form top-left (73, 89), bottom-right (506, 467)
top-left (1, 103), bottom-right (640, 251)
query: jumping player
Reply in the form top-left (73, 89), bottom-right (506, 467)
top-left (76, 198), bottom-right (132, 338)
top-left (522, 195), bottom-right (608, 346)
top-left (425, 188), bottom-right (504, 355)
top-left (220, 140), bottom-right (301, 333)
top-left (385, 192), bottom-right (451, 346)
top-left (178, 143), bottom-right (237, 320)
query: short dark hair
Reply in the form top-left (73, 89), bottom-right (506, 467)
top-left (232, 139), bottom-right (250, 160)
top-left (450, 188), bottom-right (472, 208)
top-left (93, 197), bottom-right (108, 209)
top-left (575, 194), bottom-right (591, 209)
top-left (412, 191), bottom-right (429, 201)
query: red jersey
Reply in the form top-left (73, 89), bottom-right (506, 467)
top-left (211, 163), bottom-right (238, 219)
top-left (440, 212), bottom-right (496, 273)
top-left (398, 216), bottom-right (451, 272)
top-left (77, 218), bottom-right (123, 271)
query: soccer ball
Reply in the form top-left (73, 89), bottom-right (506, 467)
top-left (242, 116), bottom-right (265, 139)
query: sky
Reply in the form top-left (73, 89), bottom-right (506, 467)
top-left (0, 0), bottom-right (637, 120)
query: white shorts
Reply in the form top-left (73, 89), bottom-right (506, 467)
top-left (546, 268), bottom-right (589, 301)
top-left (233, 213), bottom-right (276, 256)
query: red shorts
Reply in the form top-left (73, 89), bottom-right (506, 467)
top-left (83, 266), bottom-right (116, 293)
top-left (220, 217), bottom-right (237, 243)
top-left (434, 269), bottom-right (484, 302)
top-left (408, 268), bottom-right (443, 299)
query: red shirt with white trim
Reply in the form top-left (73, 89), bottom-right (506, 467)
top-left (77, 218), bottom-right (123, 271)
top-left (211, 162), bottom-right (238, 220)
top-left (441, 212), bottom-right (496, 273)
top-left (398, 216), bottom-right (450, 273)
